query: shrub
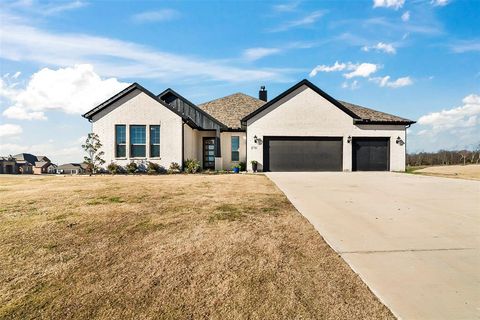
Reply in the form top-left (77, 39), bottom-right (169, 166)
top-left (184, 159), bottom-right (201, 174)
top-left (168, 162), bottom-right (181, 174)
top-left (147, 162), bottom-right (166, 174)
top-left (126, 161), bottom-right (138, 174)
top-left (239, 162), bottom-right (246, 171)
top-left (107, 162), bottom-right (121, 174)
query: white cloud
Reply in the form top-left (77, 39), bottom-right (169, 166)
top-left (2, 106), bottom-right (47, 120)
top-left (418, 94), bottom-right (480, 131)
top-left (431, 0), bottom-right (448, 6)
top-left (269, 10), bottom-right (326, 32)
top-left (309, 61), bottom-right (347, 77)
top-left (362, 42), bottom-right (396, 54)
top-left (410, 94), bottom-right (480, 152)
top-left (344, 63), bottom-right (378, 79)
top-left (341, 80), bottom-right (359, 90)
top-left (0, 124), bottom-right (23, 138)
top-left (243, 47), bottom-right (282, 61)
top-left (1, 64), bottom-right (130, 120)
top-left (401, 11), bottom-right (410, 22)
top-left (370, 75), bottom-right (413, 88)
top-left (7, 0), bottom-right (87, 15)
top-left (309, 61), bottom-right (379, 79)
top-left (373, 0), bottom-right (405, 9)
top-left (131, 9), bottom-right (180, 23)
top-left (273, 2), bottom-right (300, 12)
top-left (12, 71), bottom-right (21, 79)
top-left (450, 40), bottom-right (480, 53)
top-left (0, 14), bottom-right (289, 83)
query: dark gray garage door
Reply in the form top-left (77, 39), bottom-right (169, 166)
top-left (263, 137), bottom-right (343, 172)
top-left (352, 137), bottom-right (390, 171)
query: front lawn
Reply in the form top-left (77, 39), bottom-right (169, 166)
top-left (0, 174), bottom-right (393, 319)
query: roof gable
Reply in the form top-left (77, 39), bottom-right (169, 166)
top-left (158, 88), bottom-right (226, 130)
top-left (241, 79), bottom-right (415, 125)
top-left (82, 83), bottom-right (185, 123)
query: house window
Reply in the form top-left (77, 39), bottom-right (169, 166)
top-left (130, 125), bottom-right (146, 157)
top-left (231, 136), bottom-right (240, 161)
top-left (150, 125), bottom-right (160, 157)
top-left (115, 125), bottom-right (126, 158)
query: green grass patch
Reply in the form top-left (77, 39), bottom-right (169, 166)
top-left (405, 166), bottom-right (427, 174)
top-left (209, 204), bottom-right (245, 222)
top-left (86, 196), bottom-right (125, 205)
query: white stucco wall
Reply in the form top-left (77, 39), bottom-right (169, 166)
top-left (220, 131), bottom-right (247, 170)
top-left (91, 89), bottom-right (183, 169)
top-left (183, 127), bottom-right (246, 170)
top-left (246, 85), bottom-right (407, 172)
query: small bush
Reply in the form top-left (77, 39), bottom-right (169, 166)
top-left (168, 162), bottom-right (181, 174)
top-left (126, 162), bottom-right (138, 174)
top-left (184, 159), bottom-right (201, 174)
top-left (107, 162), bottom-right (121, 175)
top-left (239, 162), bottom-right (246, 171)
top-left (147, 162), bottom-right (166, 174)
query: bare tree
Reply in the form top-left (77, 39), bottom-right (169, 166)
top-left (458, 150), bottom-right (468, 166)
top-left (82, 133), bottom-right (105, 174)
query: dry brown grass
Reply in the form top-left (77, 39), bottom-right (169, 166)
top-left (415, 164), bottom-right (480, 180)
top-left (0, 174), bottom-right (393, 320)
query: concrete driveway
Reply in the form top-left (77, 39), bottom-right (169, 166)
top-left (267, 172), bottom-right (480, 320)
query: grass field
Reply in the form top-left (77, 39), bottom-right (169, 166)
top-left (0, 174), bottom-right (393, 319)
top-left (409, 164), bottom-right (480, 180)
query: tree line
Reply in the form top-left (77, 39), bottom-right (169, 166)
top-left (407, 146), bottom-right (480, 166)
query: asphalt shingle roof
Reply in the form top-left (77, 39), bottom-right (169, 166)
top-left (338, 100), bottom-right (414, 123)
top-left (198, 93), bottom-right (265, 129)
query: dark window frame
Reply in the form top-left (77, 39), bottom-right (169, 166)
top-left (149, 125), bottom-right (160, 158)
top-left (115, 125), bottom-right (126, 158)
top-left (231, 136), bottom-right (240, 162)
top-left (130, 125), bottom-right (146, 158)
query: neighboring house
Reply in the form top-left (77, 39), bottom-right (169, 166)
top-left (0, 156), bottom-right (18, 174)
top-left (82, 79), bottom-right (415, 172)
top-left (56, 163), bottom-right (86, 174)
top-left (47, 163), bottom-right (58, 174)
top-left (13, 153), bottom-right (52, 174)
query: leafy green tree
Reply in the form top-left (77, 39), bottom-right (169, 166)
top-left (82, 133), bottom-right (105, 174)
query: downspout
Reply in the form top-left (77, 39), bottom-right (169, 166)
top-left (182, 121), bottom-right (185, 171)
top-left (405, 124), bottom-right (411, 171)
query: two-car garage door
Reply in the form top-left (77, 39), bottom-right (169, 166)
top-left (263, 136), bottom-right (389, 172)
top-left (263, 137), bottom-right (343, 172)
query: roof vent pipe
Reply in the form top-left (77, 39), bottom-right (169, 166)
top-left (259, 86), bottom-right (267, 102)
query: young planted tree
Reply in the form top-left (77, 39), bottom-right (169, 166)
top-left (82, 133), bottom-right (105, 174)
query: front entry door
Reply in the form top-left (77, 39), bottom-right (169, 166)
top-left (203, 137), bottom-right (215, 170)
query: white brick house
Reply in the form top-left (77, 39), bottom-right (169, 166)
top-left (82, 79), bottom-right (415, 172)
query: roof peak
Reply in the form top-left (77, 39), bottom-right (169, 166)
top-left (199, 92), bottom-right (263, 106)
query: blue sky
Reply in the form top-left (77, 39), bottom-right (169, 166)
top-left (0, 0), bottom-right (479, 164)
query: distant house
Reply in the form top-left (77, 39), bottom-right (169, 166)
top-left (0, 156), bottom-right (18, 174)
top-left (13, 153), bottom-right (52, 174)
top-left (56, 163), bottom-right (87, 174)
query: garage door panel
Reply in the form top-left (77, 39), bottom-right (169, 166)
top-left (352, 138), bottom-right (389, 171)
top-left (264, 137), bottom-right (342, 172)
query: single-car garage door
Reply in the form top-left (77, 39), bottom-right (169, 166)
top-left (352, 137), bottom-right (390, 171)
top-left (263, 137), bottom-right (343, 172)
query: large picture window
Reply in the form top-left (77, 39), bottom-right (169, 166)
top-left (115, 125), bottom-right (126, 158)
top-left (150, 125), bottom-right (160, 157)
top-left (231, 136), bottom-right (240, 161)
top-left (130, 125), bottom-right (146, 157)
